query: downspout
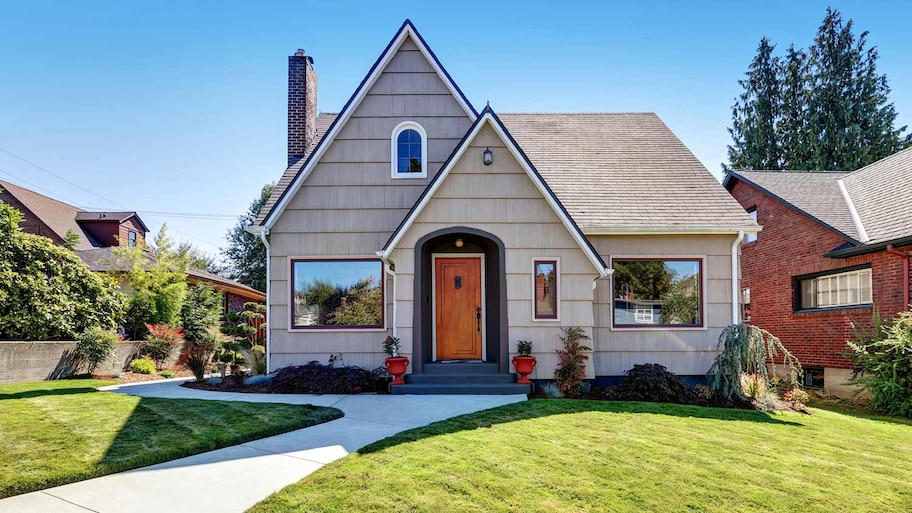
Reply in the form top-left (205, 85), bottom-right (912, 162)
top-left (258, 229), bottom-right (271, 373)
top-left (731, 230), bottom-right (745, 324)
top-left (886, 244), bottom-right (910, 309)
top-left (377, 252), bottom-right (397, 338)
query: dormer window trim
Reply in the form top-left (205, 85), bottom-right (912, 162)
top-left (391, 121), bottom-right (428, 179)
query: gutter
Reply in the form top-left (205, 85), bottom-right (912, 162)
top-left (824, 235), bottom-right (912, 259)
top-left (886, 244), bottom-right (911, 310)
top-left (582, 226), bottom-right (760, 236)
top-left (731, 230), bottom-right (744, 324)
top-left (248, 226), bottom-right (272, 374)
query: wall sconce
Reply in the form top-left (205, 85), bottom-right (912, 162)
top-left (483, 148), bottom-right (493, 166)
top-left (455, 238), bottom-right (464, 248)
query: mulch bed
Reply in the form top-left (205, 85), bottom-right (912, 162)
top-left (91, 368), bottom-right (194, 384)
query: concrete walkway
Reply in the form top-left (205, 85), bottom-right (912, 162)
top-left (0, 379), bottom-right (525, 513)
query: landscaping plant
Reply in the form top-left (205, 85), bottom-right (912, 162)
top-left (179, 283), bottom-right (222, 343)
top-left (160, 370), bottom-right (176, 379)
top-left (143, 323), bottom-right (184, 370)
top-left (129, 357), bottom-right (156, 374)
top-left (240, 345), bottom-right (267, 376)
top-left (268, 360), bottom-right (388, 394)
top-left (847, 310), bottom-right (912, 418)
top-left (74, 327), bottom-right (119, 375)
top-left (614, 363), bottom-right (690, 404)
top-left (706, 323), bottom-right (802, 404)
top-left (554, 327), bottom-right (591, 394)
top-left (516, 340), bottom-right (533, 357)
top-left (383, 335), bottom-right (402, 358)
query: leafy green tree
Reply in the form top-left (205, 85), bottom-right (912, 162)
top-left (613, 261), bottom-right (672, 300)
top-left (63, 229), bottom-right (81, 251)
top-left (328, 278), bottom-right (382, 326)
top-left (180, 283), bottom-right (223, 343)
top-left (222, 183), bottom-right (274, 293)
top-left (177, 241), bottom-right (221, 274)
top-left (0, 197), bottom-right (123, 340)
top-left (727, 37), bottom-right (782, 172)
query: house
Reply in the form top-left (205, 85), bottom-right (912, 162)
top-left (0, 179), bottom-right (266, 311)
top-left (248, 20), bottom-right (759, 394)
top-left (724, 147), bottom-right (912, 396)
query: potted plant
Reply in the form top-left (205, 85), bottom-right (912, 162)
top-left (382, 336), bottom-right (409, 385)
top-left (512, 340), bottom-right (537, 384)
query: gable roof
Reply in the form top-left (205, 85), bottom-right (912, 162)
top-left (840, 146), bottom-right (912, 244)
top-left (255, 19), bottom-right (477, 229)
top-left (723, 170), bottom-right (860, 243)
top-left (0, 179), bottom-right (98, 250)
top-left (380, 107), bottom-right (610, 277)
top-left (75, 211), bottom-right (150, 232)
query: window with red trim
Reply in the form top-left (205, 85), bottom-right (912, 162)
top-left (291, 259), bottom-right (384, 329)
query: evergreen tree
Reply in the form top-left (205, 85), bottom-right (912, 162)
top-left (726, 37), bottom-right (782, 172)
top-left (778, 44), bottom-right (812, 169)
top-left (221, 183), bottom-right (273, 293)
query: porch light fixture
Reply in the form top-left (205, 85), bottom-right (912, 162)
top-left (483, 147), bottom-right (493, 166)
top-left (455, 238), bottom-right (464, 248)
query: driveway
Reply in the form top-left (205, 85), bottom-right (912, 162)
top-left (0, 379), bottom-right (526, 513)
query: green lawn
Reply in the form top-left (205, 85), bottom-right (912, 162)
top-left (0, 380), bottom-right (342, 498)
top-left (250, 399), bottom-right (912, 513)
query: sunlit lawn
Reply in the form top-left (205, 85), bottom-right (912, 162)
top-left (0, 380), bottom-right (342, 498)
top-left (250, 399), bottom-right (912, 513)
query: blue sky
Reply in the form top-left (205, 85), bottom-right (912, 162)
top-left (1, 1), bottom-right (909, 257)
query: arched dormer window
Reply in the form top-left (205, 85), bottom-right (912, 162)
top-left (391, 121), bottom-right (427, 179)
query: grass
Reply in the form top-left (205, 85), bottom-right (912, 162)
top-left (250, 399), bottom-right (912, 513)
top-left (0, 380), bottom-right (343, 498)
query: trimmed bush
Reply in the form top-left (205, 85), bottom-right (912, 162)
top-left (160, 370), bottom-right (176, 379)
top-left (269, 362), bottom-right (388, 394)
top-left (614, 364), bottom-right (690, 404)
top-left (130, 357), bottom-right (156, 374)
top-left (0, 197), bottom-right (123, 340)
top-left (74, 327), bottom-right (119, 374)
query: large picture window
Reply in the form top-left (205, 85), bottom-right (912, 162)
top-left (291, 259), bottom-right (384, 329)
top-left (613, 259), bottom-right (703, 328)
top-left (796, 267), bottom-right (871, 311)
top-left (533, 259), bottom-right (558, 320)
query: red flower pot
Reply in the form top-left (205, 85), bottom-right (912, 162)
top-left (511, 355), bottom-right (537, 384)
top-left (384, 357), bottom-right (410, 385)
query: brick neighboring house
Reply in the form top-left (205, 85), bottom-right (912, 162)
top-left (724, 147), bottom-right (912, 396)
top-left (0, 179), bottom-right (265, 314)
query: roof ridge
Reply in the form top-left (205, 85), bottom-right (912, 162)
top-left (0, 178), bottom-right (85, 212)
top-left (736, 169), bottom-right (848, 174)
top-left (498, 112), bottom-right (657, 115)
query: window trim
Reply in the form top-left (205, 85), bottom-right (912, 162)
top-left (793, 264), bottom-right (873, 312)
top-left (390, 121), bottom-right (428, 179)
top-left (128, 230), bottom-right (137, 247)
top-left (288, 256), bottom-right (387, 332)
top-left (609, 256), bottom-right (707, 331)
top-left (744, 207), bottom-right (758, 244)
top-left (531, 257), bottom-right (560, 322)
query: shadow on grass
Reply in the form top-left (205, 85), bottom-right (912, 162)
top-left (0, 386), bottom-right (104, 401)
top-left (359, 398), bottom-right (803, 455)
top-left (809, 399), bottom-right (912, 427)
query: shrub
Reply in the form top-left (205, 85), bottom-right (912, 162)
top-left (180, 284), bottom-right (222, 343)
top-left (130, 357), bottom-right (156, 374)
top-left (122, 293), bottom-right (155, 340)
top-left (0, 198), bottom-right (124, 340)
top-left (382, 336), bottom-right (401, 357)
top-left (116, 225), bottom-right (189, 329)
top-left (783, 387), bottom-right (810, 406)
top-left (614, 364), bottom-right (690, 404)
top-left (185, 353), bottom-right (208, 382)
top-left (269, 361), bottom-right (388, 394)
top-left (847, 310), bottom-right (912, 418)
top-left (706, 324), bottom-right (802, 401)
top-left (554, 327), bottom-right (591, 395)
top-left (143, 323), bottom-right (184, 369)
top-left (240, 345), bottom-right (267, 376)
top-left (160, 370), bottom-right (176, 379)
top-left (75, 327), bottom-right (119, 374)
top-left (516, 340), bottom-right (533, 357)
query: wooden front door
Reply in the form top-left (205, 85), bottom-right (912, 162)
top-left (435, 257), bottom-right (483, 360)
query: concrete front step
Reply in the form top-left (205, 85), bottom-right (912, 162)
top-left (406, 373), bottom-right (516, 384)
top-left (422, 362), bottom-right (500, 375)
top-left (390, 382), bottom-right (532, 395)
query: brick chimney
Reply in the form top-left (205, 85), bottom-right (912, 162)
top-left (288, 49), bottom-right (317, 166)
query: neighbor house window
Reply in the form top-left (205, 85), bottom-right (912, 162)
top-left (745, 207), bottom-right (758, 243)
top-left (290, 259), bottom-right (384, 329)
top-left (796, 267), bottom-right (872, 311)
top-left (533, 259), bottom-right (558, 320)
top-left (612, 259), bottom-right (703, 328)
top-left (391, 121), bottom-right (427, 178)
top-left (128, 230), bottom-right (137, 247)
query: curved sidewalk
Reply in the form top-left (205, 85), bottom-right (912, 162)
top-left (0, 379), bottom-right (525, 513)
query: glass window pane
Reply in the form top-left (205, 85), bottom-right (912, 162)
top-left (409, 158), bottom-right (422, 173)
top-left (398, 142), bottom-right (410, 158)
top-left (292, 260), bottom-right (383, 328)
top-left (398, 158), bottom-right (410, 173)
top-left (800, 278), bottom-right (816, 309)
top-left (612, 259), bottom-right (701, 327)
top-left (860, 270), bottom-right (872, 302)
top-left (408, 129), bottom-right (420, 144)
top-left (534, 261), bottom-right (557, 319)
top-left (397, 130), bottom-right (410, 145)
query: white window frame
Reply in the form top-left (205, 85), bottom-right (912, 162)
top-left (391, 121), bottom-right (428, 179)
top-left (634, 305), bottom-right (654, 324)
top-left (608, 255), bottom-right (708, 331)
top-left (531, 257), bottom-right (560, 322)
top-left (287, 256), bottom-right (387, 333)
top-left (798, 268), bottom-right (872, 310)
top-left (745, 208), bottom-right (758, 243)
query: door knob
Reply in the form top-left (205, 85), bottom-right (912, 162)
top-left (476, 307), bottom-right (481, 332)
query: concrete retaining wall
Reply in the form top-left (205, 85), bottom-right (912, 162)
top-left (0, 340), bottom-right (178, 384)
